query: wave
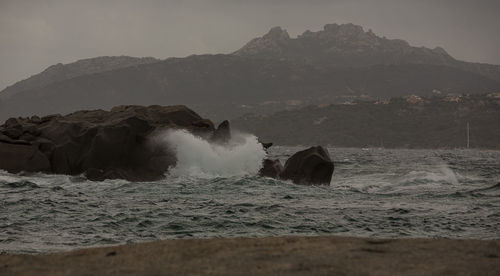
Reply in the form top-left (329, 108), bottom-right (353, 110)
top-left (466, 182), bottom-right (500, 195)
top-left (3, 180), bottom-right (40, 189)
top-left (158, 129), bottom-right (266, 178)
top-left (400, 164), bottom-right (460, 185)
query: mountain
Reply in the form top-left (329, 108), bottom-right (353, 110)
top-left (1, 54), bottom-right (498, 121)
top-left (232, 93), bottom-right (500, 149)
top-left (0, 56), bottom-right (159, 99)
top-left (1, 23), bottom-right (499, 121)
top-left (234, 23), bottom-right (500, 82)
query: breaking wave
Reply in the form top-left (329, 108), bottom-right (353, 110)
top-left (402, 164), bottom-right (460, 185)
top-left (160, 129), bottom-right (266, 178)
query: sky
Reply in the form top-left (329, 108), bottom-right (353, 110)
top-left (1, 0), bottom-right (499, 90)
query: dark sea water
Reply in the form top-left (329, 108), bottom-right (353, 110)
top-left (1, 146), bottom-right (499, 254)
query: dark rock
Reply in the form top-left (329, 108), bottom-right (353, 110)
top-left (0, 142), bottom-right (51, 173)
top-left (211, 120), bottom-right (231, 144)
top-left (280, 146), bottom-right (334, 185)
top-left (33, 138), bottom-right (54, 154)
top-left (3, 127), bottom-right (23, 139)
top-left (0, 105), bottom-right (217, 181)
top-left (4, 118), bottom-right (22, 128)
top-left (191, 119), bottom-right (215, 130)
top-left (0, 133), bottom-right (31, 145)
top-left (259, 159), bottom-right (283, 178)
top-left (24, 125), bottom-right (41, 136)
top-left (260, 142), bottom-right (273, 149)
top-left (51, 141), bottom-right (86, 174)
top-left (260, 141), bottom-right (273, 150)
top-left (0, 133), bottom-right (11, 143)
top-left (40, 114), bottom-right (62, 123)
top-left (30, 116), bottom-right (41, 124)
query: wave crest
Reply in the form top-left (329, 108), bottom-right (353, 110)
top-left (159, 129), bottom-right (266, 178)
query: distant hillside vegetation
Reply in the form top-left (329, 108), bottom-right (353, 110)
top-left (232, 94), bottom-right (500, 149)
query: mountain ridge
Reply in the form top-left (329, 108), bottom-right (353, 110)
top-left (1, 23), bottom-right (499, 121)
top-left (1, 54), bottom-right (498, 121)
top-left (0, 56), bottom-right (159, 99)
top-left (234, 23), bottom-right (500, 81)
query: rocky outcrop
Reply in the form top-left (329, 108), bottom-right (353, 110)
top-left (259, 159), bottom-right (283, 178)
top-left (258, 146), bottom-right (334, 185)
top-left (280, 146), bottom-right (334, 185)
top-left (0, 142), bottom-right (51, 173)
top-left (211, 120), bottom-right (231, 144)
top-left (0, 104), bottom-right (335, 184)
top-left (259, 141), bottom-right (273, 152)
top-left (0, 105), bottom-right (214, 181)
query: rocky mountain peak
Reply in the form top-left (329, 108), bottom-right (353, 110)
top-left (233, 22), bottom-right (460, 68)
top-left (263, 26), bottom-right (290, 41)
top-left (299, 23), bottom-right (373, 40)
top-left (323, 23), bottom-right (364, 35)
top-left (299, 23), bottom-right (381, 46)
top-left (432, 46), bottom-right (449, 56)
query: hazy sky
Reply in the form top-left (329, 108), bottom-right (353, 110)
top-left (1, 0), bottom-right (499, 90)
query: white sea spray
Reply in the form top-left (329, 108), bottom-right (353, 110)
top-left (159, 129), bottom-right (266, 178)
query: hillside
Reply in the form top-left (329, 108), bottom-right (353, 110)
top-left (0, 56), bottom-right (159, 99)
top-left (0, 55), bottom-right (498, 121)
top-left (232, 94), bottom-right (500, 149)
top-left (1, 23), bottom-right (500, 121)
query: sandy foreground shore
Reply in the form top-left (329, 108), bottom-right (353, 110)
top-left (1, 236), bottom-right (499, 275)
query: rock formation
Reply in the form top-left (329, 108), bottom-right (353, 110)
top-left (0, 105), bottom-right (334, 184)
top-left (0, 105), bottom-right (214, 181)
top-left (259, 159), bottom-right (283, 178)
top-left (211, 120), bottom-right (231, 144)
top-left (279, 146), bottom-right (334, 185)
top-left (259, 141), bottom-right (273, 152)
top-left (258, 146), bottom-right (334, 185)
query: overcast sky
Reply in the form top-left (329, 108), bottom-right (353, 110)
top-left (1, 0), bottom-right (499, 90)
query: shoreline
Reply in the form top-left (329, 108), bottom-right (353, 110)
top-left (1, 236), bottom-right (499, 275)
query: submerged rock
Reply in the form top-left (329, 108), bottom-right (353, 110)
top-left (259, 159), bottom-right (283, 178)
top-left (279, 146), bottom-right (334, 185)
top-left (0, 105), bottom-right (215, 181)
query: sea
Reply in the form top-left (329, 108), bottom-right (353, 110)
top-left (1, 131), bottom-right (499, 254)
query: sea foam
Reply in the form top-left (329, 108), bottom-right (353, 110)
top-left (160, 129), bottom-right (266, 178)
